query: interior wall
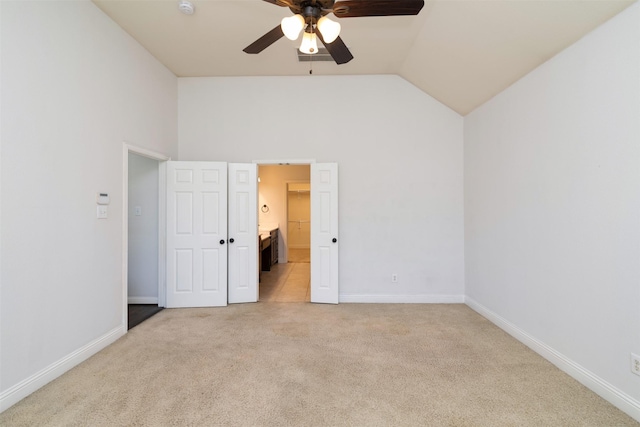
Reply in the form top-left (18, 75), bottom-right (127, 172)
top-left (464, 2), bottom-right (640, 417)
top-left (127, 153), bottom-right (159, 303)
top-left (258, 165), bottom-right (310, 263)
top-left (179, 75), bottom-right (465, 302)
top-left (0, 0), bottom-right (177, 408)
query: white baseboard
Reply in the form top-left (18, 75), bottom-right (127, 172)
top-left (465, 297), bottom-right (640, 423)
top-left (339, 294), bottom-right (465, 303)
top-left (0, 325), bottom-right (126, 413)
top-left (127, 296), bottom-right (158, 304)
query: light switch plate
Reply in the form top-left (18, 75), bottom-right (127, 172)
top-left (97, 205), bottom-right (108, 219)
top-left (135, 206), bottom-right (142, 216)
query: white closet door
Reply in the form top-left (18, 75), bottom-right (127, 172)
top-left (310, 163), bottom-right (339, 304)
top-left (166, 161), bottom-right (228, 308)
top-left (228, 163), bottom-right (258, 303)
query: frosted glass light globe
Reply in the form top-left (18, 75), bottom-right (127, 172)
top-left (299, 31), bottom-right (318, 54)
top-left (317, 16), bottom-right (341, 43)
top-left (281, 14), bottom-right (305, 40)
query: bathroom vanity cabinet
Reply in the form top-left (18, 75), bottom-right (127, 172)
top-left (260, 228), bottom-right (278, 271)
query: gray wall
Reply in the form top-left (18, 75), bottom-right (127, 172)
top-left (1, 0), bottom-right (177, 408)
top-left (128, 153), bottom-right (159, 303)
top-left (464, 2), bottom-right (640, 415)
top-left (178, 75), bottom-right (465, 303)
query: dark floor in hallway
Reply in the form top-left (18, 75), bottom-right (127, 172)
top-left (128, 304), bottom-right (163, 329)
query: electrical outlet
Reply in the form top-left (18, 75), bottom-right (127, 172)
top-left (391, 274), bottom-right (398, 283)
top-left (632, 353), bottom-right (640, 376)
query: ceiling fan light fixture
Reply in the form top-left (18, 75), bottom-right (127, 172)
top-left (317, 16), bottom-right (340, 44)
top-left (281, 14), bottom-right (305, 40)
top-left (299, 31), bottom-right (318, 54)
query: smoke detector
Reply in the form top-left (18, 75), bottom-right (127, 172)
top-left (178, 0), bottom-right (195, 15)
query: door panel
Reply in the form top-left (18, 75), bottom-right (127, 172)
top-left (202, 249), bottom-right (220, 291)
top-left (202, 193), bottom-right (220, 234)
top-left (311, 163), bottom-right (339, 304)
top-left (175, 249), bottom-right (193, 292)
top-left (228, 163), bottom-right (258, 304)
top-left (166, 161), bottom-right (228, 307)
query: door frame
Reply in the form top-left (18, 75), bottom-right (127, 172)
top-left (254, 159), bottom-right (316, 265)
top-left (254, 159), bottom-right (340, 304)
top-left (122, 144), bottom-right (171, 328)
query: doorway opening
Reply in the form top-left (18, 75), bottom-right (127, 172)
top-left (257, 164), bottom-right (311, 302)
top-left (124, 145), bottom-right (170, 329)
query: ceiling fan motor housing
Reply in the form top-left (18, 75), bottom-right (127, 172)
top-left (301, 5), bottom-right (324, 23)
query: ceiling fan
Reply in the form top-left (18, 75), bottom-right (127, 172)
top-left (243, 0), bottom-right (425, 65)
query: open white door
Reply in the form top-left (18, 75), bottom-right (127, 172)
top-left (228, 163), bottom-right (258, 303)
top-left (310, 163), bottom-right (339, 304)
top-left (166, 161), bottom-right (228, 308)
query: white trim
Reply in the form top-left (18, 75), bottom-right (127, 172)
top-left (127, 297), bottom-right (159, 304)
top-left (126, 144), bottom-right (171, 162)
top-left (158, 162), bottom-right (167, 308)
top-left (122, 146), bottom-right (129, 327)
top-left (0, 325), bottom-right (125, 412)
top-left (465, 297), bottom-right (640, 423)
top-left (253, 159), bottom-right (316, 165)
top-left (123, 143), bottom-right (171, 325)
top-left (339, 294), bottom-right (465, 303)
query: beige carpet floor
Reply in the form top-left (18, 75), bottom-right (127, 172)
top-left (1, 304), bottom-right (637, 426)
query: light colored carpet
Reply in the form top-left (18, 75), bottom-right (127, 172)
top-left (1, 304), bottom-right (637, 426)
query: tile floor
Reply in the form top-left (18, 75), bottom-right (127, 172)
top-left (260, 249), bottom-right (310, 302)
top-left (287, 248), bottom-right (310, 263)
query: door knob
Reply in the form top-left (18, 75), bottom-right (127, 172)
top-left (332, 238), bottom-right (337, 243)
top-left (219, 239), bottom-right (225, 245)
top-left (229, 238), bottom-right (235, 243)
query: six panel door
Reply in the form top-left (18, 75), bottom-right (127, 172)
top-left (165, 161), bottom-right (338, 308)
top-left (166, 161), bottom-right (228, 308)
top-left (310, 163), bottom-right (339, 304)
top-left (228, 163), bottom-right (258, 303)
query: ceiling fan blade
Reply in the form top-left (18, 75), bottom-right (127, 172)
top-left (261, 0), bottom-right (292, 7)
top-left (333, 0), bottom-right (424, 18)
top-left (316, 30), bottom-right (353, 65)
top-left (243, 25), bottom-right (285, 54)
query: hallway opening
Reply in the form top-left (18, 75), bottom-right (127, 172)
top-left (125, 146), bottom-right (169, 327)
top-left (257, 165), bottom-right (310, 302)
top-left (259, 250), bottom-right (310, 302)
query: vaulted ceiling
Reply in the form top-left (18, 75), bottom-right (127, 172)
top-left (93, 0), bottom-right (635, 115)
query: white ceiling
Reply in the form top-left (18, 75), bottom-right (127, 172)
top-left (93, 0), bottom-right (636, 115)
